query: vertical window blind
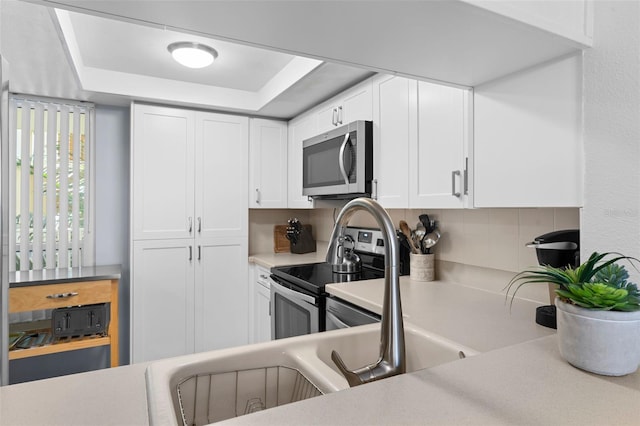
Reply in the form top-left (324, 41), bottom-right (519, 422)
top-left (9, 96), bottom-right (95, 272)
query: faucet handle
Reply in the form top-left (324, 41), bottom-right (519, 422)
top-left (331, 350), bottom-right (366, 387)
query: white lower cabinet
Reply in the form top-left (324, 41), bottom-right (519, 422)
top-left (132, 240), bottom-right (195, 363)
top-left (195, 239), bottom-right (249, 353)
top-left (132, 239), bottom-right (248, 363)
top-left (251, 265), bottom-right (271, 344)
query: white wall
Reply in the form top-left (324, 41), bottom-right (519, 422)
top-left (582, 1), bottom-right (640, 278)
top-left (95, 105), bottom-right (130, 365)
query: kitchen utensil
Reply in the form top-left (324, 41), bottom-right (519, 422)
top-left (399, 220), bottom-right (420, 254)
top-left (413, 228), bottom-right (426, 252)
top-left (418, 214), bottom-right (432, 233)
top-left (422, 229), bottom-right (441, 254)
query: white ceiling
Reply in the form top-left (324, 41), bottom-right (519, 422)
top-left (0, 0), bottom-right (373, 119)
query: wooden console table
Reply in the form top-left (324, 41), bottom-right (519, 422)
top-left (9, 266), bottom-right (120, 367)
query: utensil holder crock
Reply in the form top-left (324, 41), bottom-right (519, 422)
top-left (410, 253), bottom-right (435, 282)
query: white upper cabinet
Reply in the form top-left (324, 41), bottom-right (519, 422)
top-left (410, 81), bottom-right (471, 209)
top-left (249, 119), bottom-right (288, 209)
top-left (473, 54), bottom-right (583, 208)
top-left (287, 113), bottom-right (316, 209)
top-left (372, 74), bottom-right (414, 208)
top-left (132, 106), bottom-right (248, 239)
top-left (316, 78), bottom-right (373, 133)
top-left (372, 75), bottom-right (471, 209)
top-left (132, 105), bottom-right (195, 240)
top-left (195, 111), bottom-right (249, 238)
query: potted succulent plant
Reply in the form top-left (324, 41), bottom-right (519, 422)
top-left (506, 252), bottom-right (640, 376)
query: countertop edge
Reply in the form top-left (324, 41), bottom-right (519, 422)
top-left (9, 265), bottom-right (122, 287)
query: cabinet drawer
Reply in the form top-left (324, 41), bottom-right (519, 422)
top-left (9, 280), bottom-right (112, 313)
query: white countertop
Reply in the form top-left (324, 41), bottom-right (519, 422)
top-left (248, 243), bottom-right (328, 269)
top-left (327, 276), bottom-right (554, 352)
top-left (220, 335), bottom-right (640, 425)
top-left (2, 266), bottom-right (639, 425)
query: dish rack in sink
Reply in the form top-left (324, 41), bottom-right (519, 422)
top-left (175, 365), bottom-right (323, 425)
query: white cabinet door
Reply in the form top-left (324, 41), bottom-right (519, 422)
top-left (252, 266), bottom-right (271, 343)
top-left (132, 239), bottom-right (195, 363)
top-left (410, 81), bottom-right (470, 208)
top-left (194, 238), bottom-right (249, 352)
top-left (249, 119), bottom-right (288, 208)
top-left (316, 78), bottom-right (373, 133)
top-left (253, 281), bottom-right (271, 343)
top-left (132, 104), bottom-right (195, 240)
top-left (372, 74), bottom-right (415, 208)
top-left (195, 112), bottom-right (248, 238)
top-left (473, 55), bottom-right (582, 207)
top-left (287, 113), bottom-right (316, 209)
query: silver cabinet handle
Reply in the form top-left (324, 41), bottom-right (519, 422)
top-left (332, 108), bottom-right (338, 126)
top-left (338, 134), bottom-right (351, 185)
top-left (198, 245), bottom-right (201, 260)
top-left (451, 170), bottom-right (461, 197)
top-left (259, 274), bottom-right (269, 280)
top-left (197, 217), bottom-right (202, 233)
top-left (372, 179), bottom-right (378, 200)
top-left (255, 188), bottom-right (260, 205)
top-left (188, 217), bottom-right (193, 233)
top-left (46, 292), bottom-right (78, 299)
top-left (189, 245), bottom-right (193, 261)
top-left (337, 105), bottom-right (343, 125)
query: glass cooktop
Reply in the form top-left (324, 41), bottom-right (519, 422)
top-left (271, 262), bottom-right (385, 295)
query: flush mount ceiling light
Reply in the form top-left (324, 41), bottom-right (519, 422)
top-left (167, 42), bottom-right (218, 69)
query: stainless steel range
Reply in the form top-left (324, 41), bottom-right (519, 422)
top-left (269, 227), bottom-right (409, 340)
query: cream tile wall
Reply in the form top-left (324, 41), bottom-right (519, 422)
top-left (310, 207), bottom-right (579, 272)
top-left (252, 207), bottom-right (580, 304)
top-left (248, 209), bottom-right (311, 254)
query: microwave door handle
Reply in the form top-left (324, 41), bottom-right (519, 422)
top-left (338, 133), bottom-right (351, 185)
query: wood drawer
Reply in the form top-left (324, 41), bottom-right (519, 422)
top-left (9, 280), bottom-right (112, 313)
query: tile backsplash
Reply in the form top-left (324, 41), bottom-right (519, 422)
top-left (249, 207), bottom-right (580, 304)
top-left (308, 207), bottom-right (580, 273)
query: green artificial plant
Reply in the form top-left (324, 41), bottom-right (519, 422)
top-left (506, 252), bottom-right (640, 312)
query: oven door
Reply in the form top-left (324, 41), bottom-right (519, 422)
top-left (270, 277), bottom-right (320, 340)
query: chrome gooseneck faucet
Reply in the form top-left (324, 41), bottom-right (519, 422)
top-left (326, 198), bottom-right (406, 387)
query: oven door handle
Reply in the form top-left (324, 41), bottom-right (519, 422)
top-left (270, 279), bottom-right (317, 306)
top-left (326, 310), bottom-right (350, 329)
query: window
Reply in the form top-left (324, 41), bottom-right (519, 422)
top-left (9, 96), bottom-right (95, 271)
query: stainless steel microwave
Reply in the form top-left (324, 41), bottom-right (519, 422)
top-left (302, 120), bottom-right (373, 199)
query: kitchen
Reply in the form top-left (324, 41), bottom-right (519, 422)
top-left (1, 0), bottom-right (639, 424)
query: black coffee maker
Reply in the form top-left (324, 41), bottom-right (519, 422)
top-left (526, 229), bottom-right (580, 328)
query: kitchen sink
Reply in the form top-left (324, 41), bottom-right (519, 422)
top-left (145, 324), bottom-right (477, 425)
top-left (313, 323), bottom-right (478, 379)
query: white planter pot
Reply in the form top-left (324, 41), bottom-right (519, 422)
top-left (555, 298), bottom-right (640, 376)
